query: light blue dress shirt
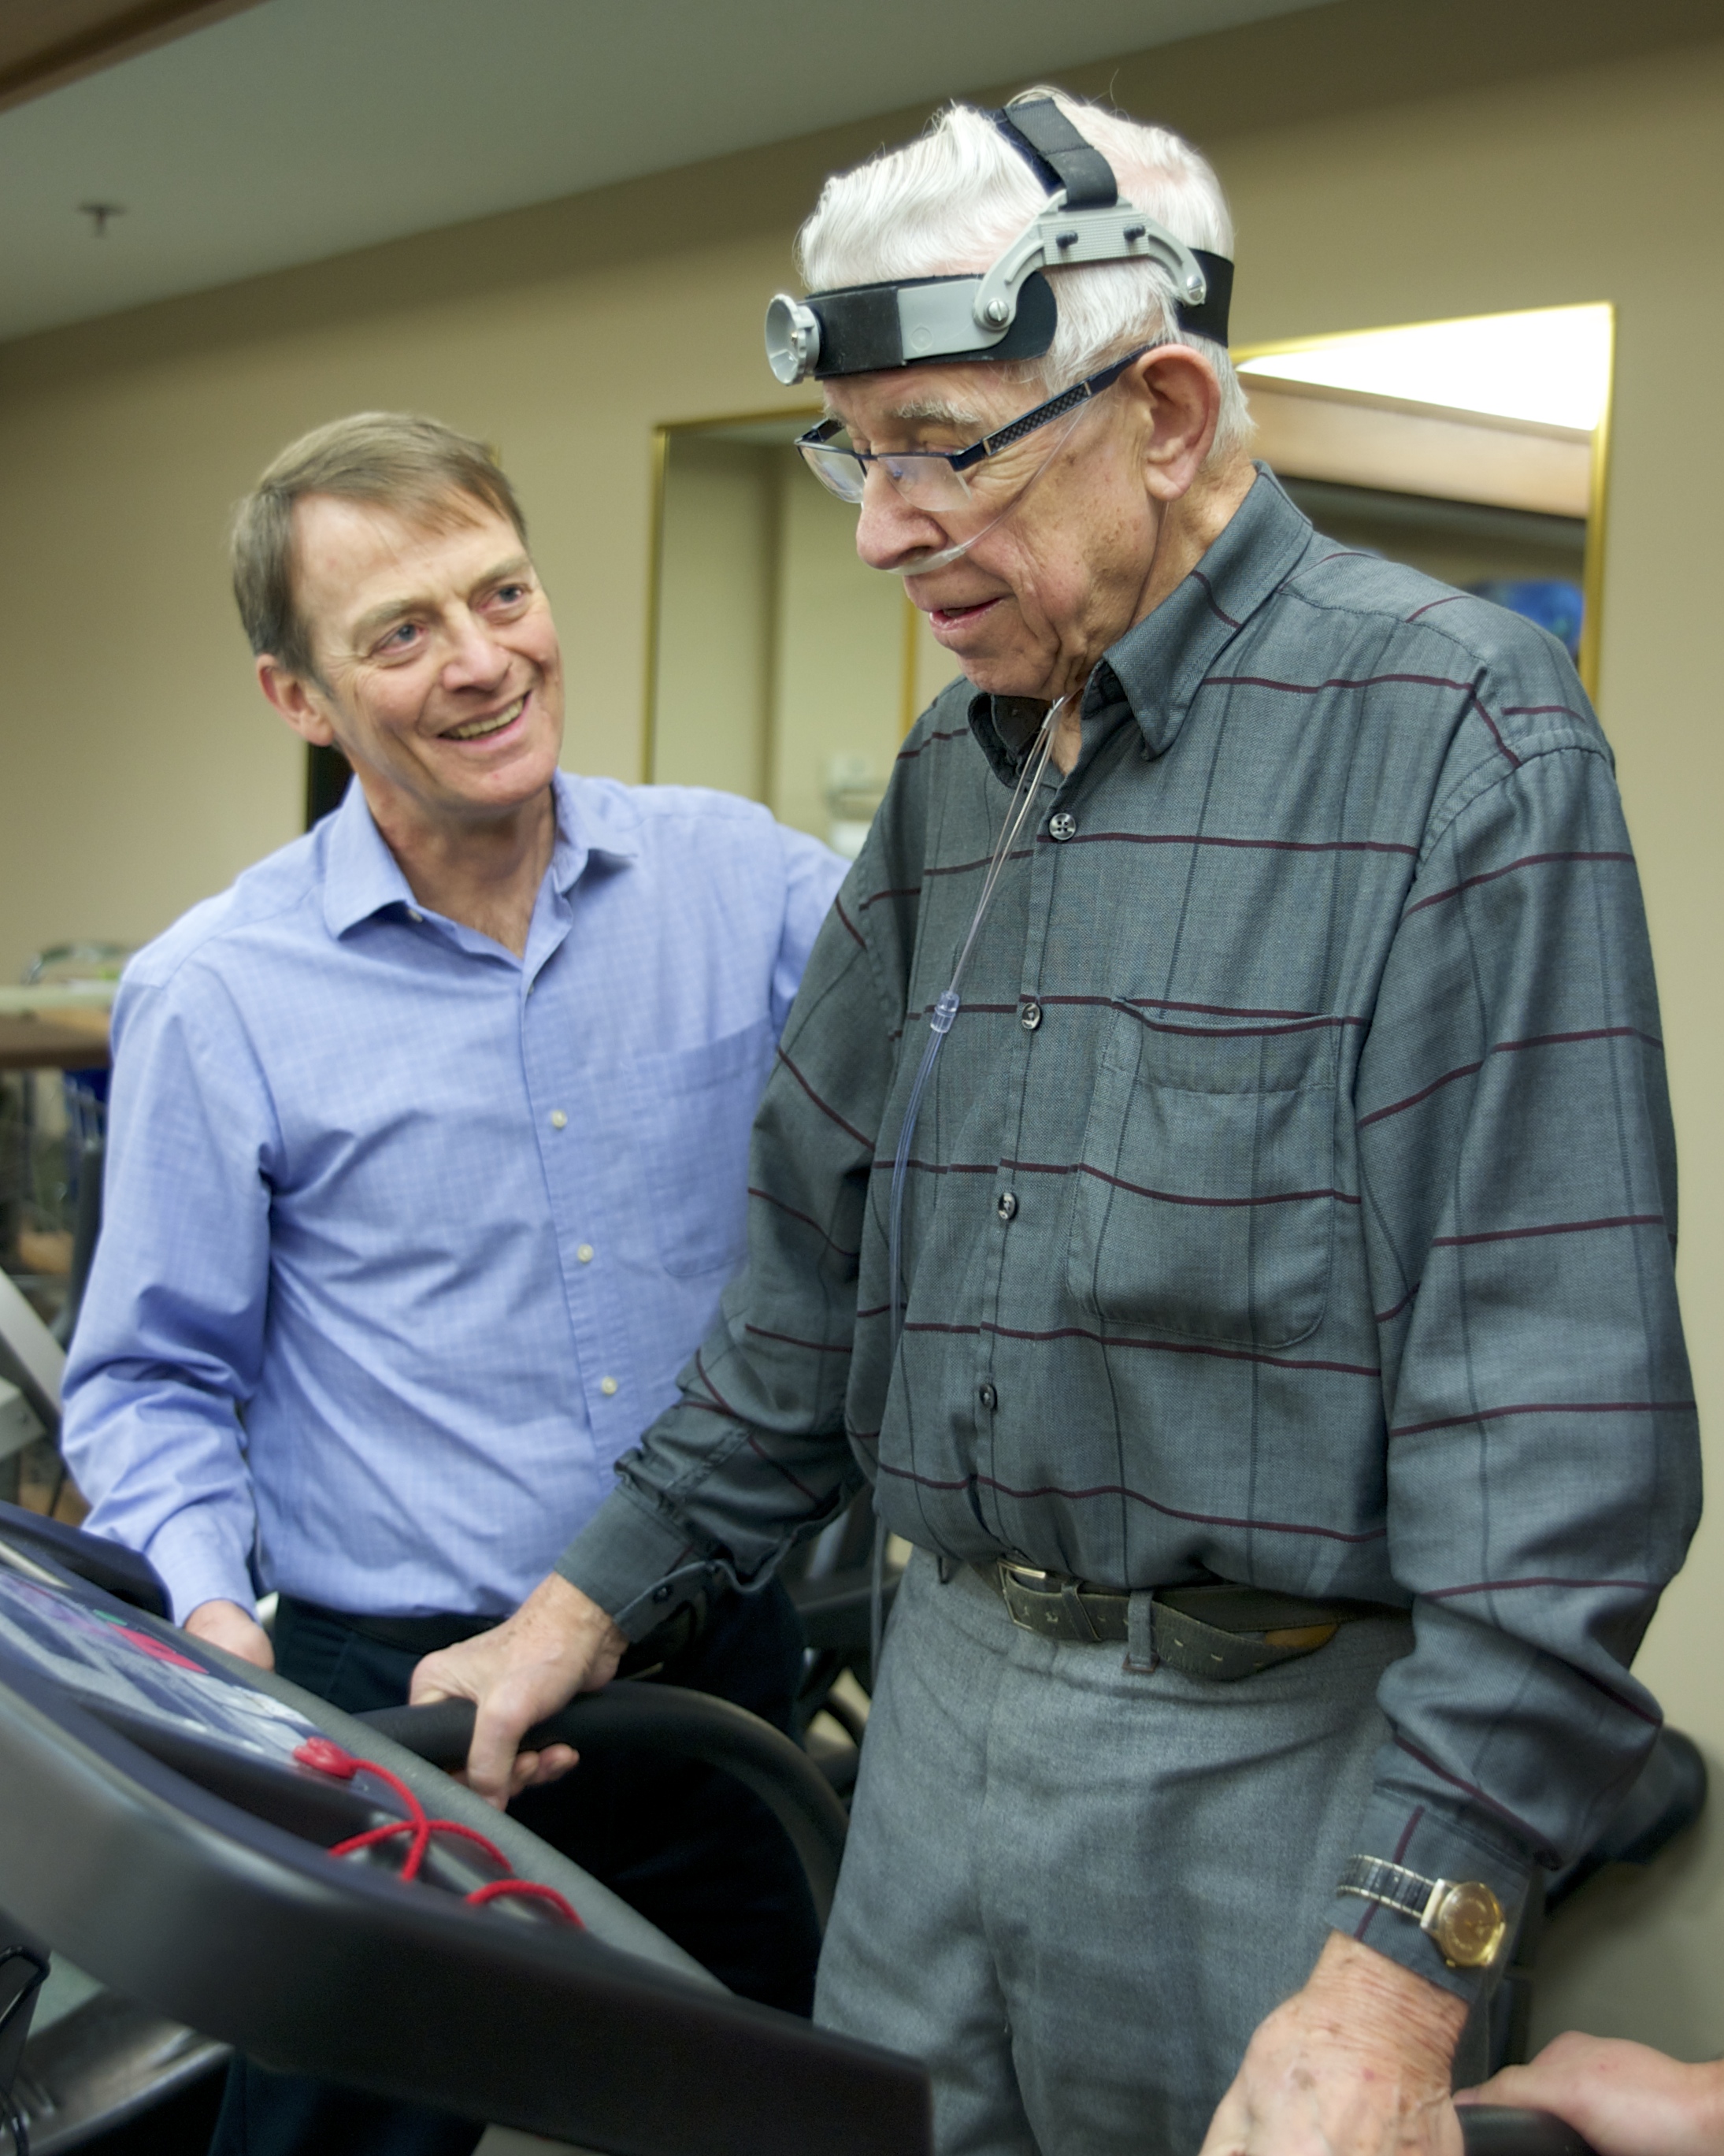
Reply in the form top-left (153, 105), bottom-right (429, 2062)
top-left (61, 773), bottom-right (845, 1623)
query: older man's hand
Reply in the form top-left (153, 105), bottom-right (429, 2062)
top-left (410, 1571), bottom-right (629, 1808)
top-left (1459, 2032), bottom-right (1724, 2156)
top-left (1199, 1933), bottom-right (1467, 2156)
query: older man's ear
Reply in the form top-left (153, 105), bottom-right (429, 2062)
top-left (1130, 345), bottom-right (1226, 499)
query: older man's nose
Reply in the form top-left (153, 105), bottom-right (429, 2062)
top-left (855, 469), bottom-right (950, 573)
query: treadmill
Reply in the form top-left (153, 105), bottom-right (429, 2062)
top-left (0, 1504), bottom-right (1589, 2154)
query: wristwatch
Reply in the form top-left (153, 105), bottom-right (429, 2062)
top-left (1337, 1854), bottom-right (1508, 1969)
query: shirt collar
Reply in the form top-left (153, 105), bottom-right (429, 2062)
top-left (321, 769), bottom-right (640, 940)
top-left (969, 465), bottom-right (1314, 783)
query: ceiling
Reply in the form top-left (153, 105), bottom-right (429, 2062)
top-left (0, 0), bottom-right (1335, 345)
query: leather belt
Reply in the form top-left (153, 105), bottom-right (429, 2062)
top-left (974, 1561), bottom-right (1402, 1682)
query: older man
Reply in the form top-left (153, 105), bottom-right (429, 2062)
top-left (61, 412), bottom-right (844, 2154)
top-left (419, 95), bottom-right (1698, 2154)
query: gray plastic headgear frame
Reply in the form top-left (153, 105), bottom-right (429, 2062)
top-left (766, 97), bottom-right (1233, 386)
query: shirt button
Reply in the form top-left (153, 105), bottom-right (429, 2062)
top-left (1021, 1000), bottom-right (1044, 1032)
top-left (550, 1110), bottom-right (568, 1130)
top-left (1048, 811), bottom-right (1078, 843)
top-left (978, 1381), bottom-right (998, 1412)
top-left (600, 1376), bottom-right (619, 1396)
top-left (406, 908), bottom-right (425, 923)
top-left (996, 1191), bottom-right (1018, 1222)
top-left (577, 1243), bottom-right (595, 1264)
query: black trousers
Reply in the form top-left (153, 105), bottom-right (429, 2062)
top-left (208, 1581), bottom-right (820, 2156)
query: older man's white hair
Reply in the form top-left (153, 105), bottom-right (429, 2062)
top-left (797, 88), bottom-right (1252, 461)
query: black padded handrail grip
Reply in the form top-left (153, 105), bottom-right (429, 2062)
top-left (1459, 2107), bottom-right (1596, 2155)
top-left (358, 1687), bottom-right (849, 1926)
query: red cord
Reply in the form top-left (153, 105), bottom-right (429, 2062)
top-left (295, 1739), bottom-right (583, 1926)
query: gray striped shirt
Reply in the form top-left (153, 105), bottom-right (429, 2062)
top-left (563, 469), bottom-right (1698, 1992)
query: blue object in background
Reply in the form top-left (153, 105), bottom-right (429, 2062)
top-left (1469, 578), bottom-right (1584, 659)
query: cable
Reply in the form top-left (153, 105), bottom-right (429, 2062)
top-left (293, 1738), bottom-right (582, 1926)
top-left (871, 696), bottom-right (1066, 1682)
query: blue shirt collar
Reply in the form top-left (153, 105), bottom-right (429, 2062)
top-left (321, 770), bottom-right (640, 941)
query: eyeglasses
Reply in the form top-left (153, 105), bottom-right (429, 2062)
top-left (795, 344), bottom-right (1153, 512)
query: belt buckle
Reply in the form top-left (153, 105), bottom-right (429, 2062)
top-left (997, 1561), bottom-right (1061, 1635)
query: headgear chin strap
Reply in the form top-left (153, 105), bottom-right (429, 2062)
top-left (766, 95), bottom-right (1233, 385)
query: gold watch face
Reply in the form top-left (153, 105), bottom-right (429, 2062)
top-left (1429, 1880), bottom-right (1507, 1969)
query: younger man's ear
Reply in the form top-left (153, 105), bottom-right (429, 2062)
top-left (256, 655), bottom-right (336, 748)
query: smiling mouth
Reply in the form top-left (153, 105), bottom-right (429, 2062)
top-left (445, 694), bottom-right (525, 742)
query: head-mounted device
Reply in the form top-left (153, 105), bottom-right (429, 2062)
top-left (766, 95), bottom-right (1233, 385)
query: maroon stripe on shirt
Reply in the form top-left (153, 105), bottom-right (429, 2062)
top-left (1432, 1213), bottom-right (1667, 1250)
top-left (1424, 1575), bottom-right (1662, 1601)
top-left (743, 1325), bottom-right (853, 1355)
top-left (745, 1431), bottom-right (821, 1505)
top-left (832, 892), bottom-right (866, 949)
top-left (1052, 830), bottom-right (1418, 859)
top-left (1078, 1163), bottom-right (1360, 1209)
top-left (747, 1185), bottom-right (858, 1260)
top-left (1392, 1398), bottom-right (1696, 1438)
top-left (871, 1155), bottom-right (1359, 1209)
top-left (1203, 670), bottom-right (1522, 770)
top-left (1191, 569), bottom-right (1242, 628)
top-left (903, 1315), bottom-right (1380, 1380)
top-left (873, 1455), bottom-right (1388, 1542)
top-left (1360, 1026), bottom-right (1663, 1132)
top-left (895, 725), bottom-right (970, 763)
top-left (1406, 850), bottom-right (1635, 918)
top-left (774, 1047), bottom-right (873, 1148)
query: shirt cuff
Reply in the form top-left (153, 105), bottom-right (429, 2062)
top-left (555, 1486), bottom-right (705, 1642)
top-left (140, 1509), bottom-right (258, 1627)
top-left (1329, 1790), bottom-right (1536, 2003)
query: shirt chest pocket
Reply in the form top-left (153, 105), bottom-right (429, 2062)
top-left (625, 1018), bottom-right (777, 1281)
top-left (1066, 1015), bottom-right (1341, 1351)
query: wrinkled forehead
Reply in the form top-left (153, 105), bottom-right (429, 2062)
top-left (821, 361), bottom-right (1024, 439)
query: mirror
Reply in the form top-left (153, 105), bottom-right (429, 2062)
top-left (1236, 303), bottom-right (1611, 692)
top-left (644, 414), bottom-right (956, 855)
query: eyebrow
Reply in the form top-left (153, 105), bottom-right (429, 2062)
top-left (350, 555), bottom-right (534, 647)
top-left (887, 397), bottom-right (987, 429)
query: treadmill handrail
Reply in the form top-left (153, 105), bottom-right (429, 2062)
top-left (360, 1689), bottom-right (849, 1925)
top-left (1458, 2106), bottom-right (1596, 2154)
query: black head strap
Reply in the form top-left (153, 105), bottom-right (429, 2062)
top-left (992, 97), bottom-right (1118, 209)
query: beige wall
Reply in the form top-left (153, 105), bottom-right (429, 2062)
top-left (651, 435), bottom-right (910, 838)
top-left (1, 0), bottom-right (1720, 2058)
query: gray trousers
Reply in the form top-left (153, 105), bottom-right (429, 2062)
top-left (815, 1549), bottom-right (1462, 2156)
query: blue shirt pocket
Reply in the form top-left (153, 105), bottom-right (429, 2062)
top-left (625, 1017), bottom-right (777, 1281)
top-left (1067, 1013), bottom-right (1340, 1351)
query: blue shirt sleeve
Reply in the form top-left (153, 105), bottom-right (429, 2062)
top-left (770, 823), bottom-right (849, 1034)
top-left (61, 963), bottom-right (280, 1622)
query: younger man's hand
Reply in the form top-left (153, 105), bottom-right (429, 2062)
top-left (184, 1598), bottom-right (276, 1671)
top-left (410, 1572), bottom-right (628, 1808)
top-left (1460, 2032), bottom-right (1724, 2156)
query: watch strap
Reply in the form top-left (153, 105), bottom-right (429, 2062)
top-left (1337, 1853), bottom-right (1437, 1923)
